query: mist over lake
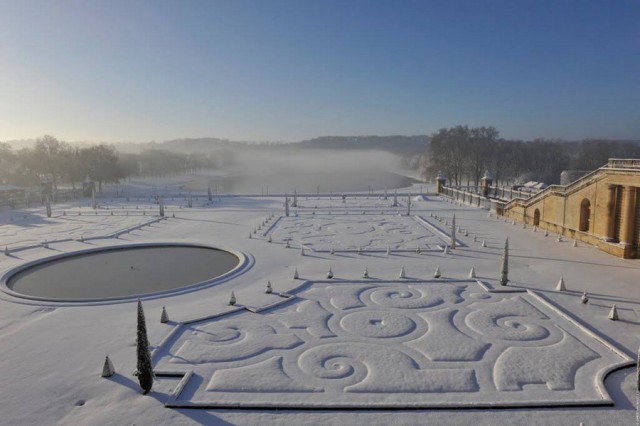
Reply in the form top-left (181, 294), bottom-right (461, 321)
top-left (180, 149), bottom-right (418, 194)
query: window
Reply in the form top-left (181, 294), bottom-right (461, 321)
top-left (533, 209), bottom-right (540, 226)
top-left (579, 199), bottom-right (591, 232)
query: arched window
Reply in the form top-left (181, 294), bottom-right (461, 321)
top-left (533, 209), bottom-right (540, 226)
top-left (579, 199), bottom-right (591, 232)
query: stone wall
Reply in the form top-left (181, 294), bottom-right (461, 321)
top-left (501, 164), bottom-right (640, 258)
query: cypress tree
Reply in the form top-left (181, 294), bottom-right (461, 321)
top-left (499, 238), bottom-right (509, 286)
top-left (450, 214), bottom-right (457, 249)
top-left (136, 299), bottom-right (154, 394)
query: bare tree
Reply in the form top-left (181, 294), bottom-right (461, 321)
top-left (33, 135), bottom-right (66, 191)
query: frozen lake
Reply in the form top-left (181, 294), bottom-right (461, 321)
top-left (182, 170), bottom-right (418, 194)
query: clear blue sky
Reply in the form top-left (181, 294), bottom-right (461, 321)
top-left (1, 0), bottom-right (639, 142)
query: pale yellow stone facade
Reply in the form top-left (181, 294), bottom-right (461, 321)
top-left (500, 159), bottom-right (640, 258)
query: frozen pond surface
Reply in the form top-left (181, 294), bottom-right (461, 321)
top-left (183, 171), bottom-right (418, 194)
top-left (6, 245), bottom-right (239, 300)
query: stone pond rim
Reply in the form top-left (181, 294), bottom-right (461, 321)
top-left (1, 243), bottom-right (248, 303)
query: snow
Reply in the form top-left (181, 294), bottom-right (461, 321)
top-left (0, 182), bottom-right (639, 424)
top-left (271, 213), bottom-right (445, 252)
top-left (153, 279), bottom-right (627, 408)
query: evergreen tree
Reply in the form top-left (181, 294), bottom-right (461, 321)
top-left (136, 299), bottom-right (154, 394)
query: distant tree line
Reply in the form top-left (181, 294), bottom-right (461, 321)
top-left (422, 125), bottom-right (640, 186)
top-left (0, 135), bottom-right (218, 192)
top-left (3, 131), bottom-right (639, 192)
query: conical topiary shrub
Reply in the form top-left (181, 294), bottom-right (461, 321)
top-left (433, 266), bottom-right (441, 279)
top-left (581, 290), bottom-right (589, 304)
top-left (608, 304), bottom-right (619, 321)
top-left (160, 306), bottom-right (169, 323)
top-left (102, 355), bottom-right (115, 378)
top-left (399, 266), bottom-right (406, 279)
top-left (469, 266), bottom-right (476, 279)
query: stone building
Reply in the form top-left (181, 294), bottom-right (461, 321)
top-left (500, 159), bottom-right (640, 258)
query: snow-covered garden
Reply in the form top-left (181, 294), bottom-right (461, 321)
top-left (155, 278), bottom-right (629, 408)
top-left (0, 183), bottom-right (638, 425)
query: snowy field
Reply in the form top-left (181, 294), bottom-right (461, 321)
top-left (0, 182), bottom-right (639, 425)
